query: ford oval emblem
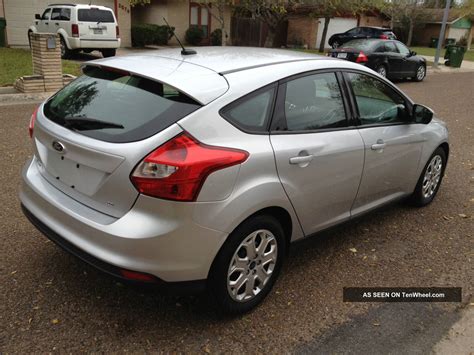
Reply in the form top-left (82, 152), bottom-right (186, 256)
top-left (52, 140), bottom-right (65, 153)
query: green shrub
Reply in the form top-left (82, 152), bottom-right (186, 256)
top-left (131, 24), bottom-right (174, 47)
top-left (185, 26), bottom-right (204, 46)
top-left (210, 28), bottom-right (222, 46)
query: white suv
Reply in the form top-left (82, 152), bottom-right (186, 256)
top-left (29, 4), bottom-right (120, 59)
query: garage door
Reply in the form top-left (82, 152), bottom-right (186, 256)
top-left (316, 17), bottom-right (358, 49)
top-left (4, 0), bottom-right (115, 47)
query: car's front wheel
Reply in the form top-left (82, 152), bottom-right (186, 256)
top-left (409, 147), bottom-right (447, 206)
top-left (413, 64), bottom-right (426, 82)
top-left (208, 214), bottom-right (286, 314)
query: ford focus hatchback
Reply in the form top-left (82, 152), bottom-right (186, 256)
top-left (21, 47), bottom-right (449, 314)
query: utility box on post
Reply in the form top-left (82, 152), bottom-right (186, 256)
top-left (14, 33), bottom-right (75, 93)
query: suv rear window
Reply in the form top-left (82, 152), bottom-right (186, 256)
top-left (78, 8), bottom-right (115, 23)
top-left (43, 66), bottom-right (201, 143)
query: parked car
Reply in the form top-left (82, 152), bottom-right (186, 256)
top-left (328, 26), bottom-right (396, 48)
top-left (328, 39), bottom-right (427, 81)
top-left (28, 4), bottom-right (120, 59)
top-left (21, 48), bottom-right (448, 314)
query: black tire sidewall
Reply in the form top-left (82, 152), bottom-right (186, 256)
top-left (208, 214), bottom-right (286, 314)
top-left (411, 147), bottom-right (447, 206)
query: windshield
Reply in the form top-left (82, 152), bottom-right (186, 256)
top-left (43, 66), bottom-right (201, 143)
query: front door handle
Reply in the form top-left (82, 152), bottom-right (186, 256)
top-left (371, 139), bottom-right (386, 151)
top-left (289, 154), bottom-right (314, 165)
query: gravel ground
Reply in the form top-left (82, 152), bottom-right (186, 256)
top-left (0, 72), bottom-right (473, 353)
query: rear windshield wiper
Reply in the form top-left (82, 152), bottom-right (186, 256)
top-left (63, 117), bottom-right (124, 131)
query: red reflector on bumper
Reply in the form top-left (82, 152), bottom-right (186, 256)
top-left (120, 269), bottom-right (157, 283)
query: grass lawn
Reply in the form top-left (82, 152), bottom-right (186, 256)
top-left (410, 46), bottom-right (474, 62)
top-left (0, 48), bottom-right (82, 86)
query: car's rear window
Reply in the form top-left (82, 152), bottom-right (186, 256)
top-left (341, 40), bottom-right (377, 51)
top-left (78, 8), bottom-right (115, 23)
top-left (43, 66), bottom-right (201, 143)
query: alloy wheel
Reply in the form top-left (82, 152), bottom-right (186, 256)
top-left (377, 66), bottom-right (387, 77)
top-left (417, 66), bottom-right (426, 80)
top-left (422, 155), bottom-right (443, 199)
top-left (227, 229), bottom-right (278, 302)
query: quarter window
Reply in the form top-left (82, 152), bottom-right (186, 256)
top-left (221, 87), bottom-right (275, 132)
top-left (283, 73), bottom-right (347, 131)
top-left (347, 73), bottom-right (408, 125)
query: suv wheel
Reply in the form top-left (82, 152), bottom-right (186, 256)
top-left (409, 147), bottom-right (446, 206)
top-left (208, 214), bottom-right (286, 314)
top-left (101, 49), bottom-right (116, 58)
top-left (60, 37), bottom-right (72, 59)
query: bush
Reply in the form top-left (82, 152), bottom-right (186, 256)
top-left (131, 24), bottom-right (174, 47)
top-left (185, 26), bottom-right (204, 46)
top-left (210, 28), bottom-right (222, 46)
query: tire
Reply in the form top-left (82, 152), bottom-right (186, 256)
top-left (332, 41), bottom-right (340, 49)
top-left (208, 214), bottom-right (286, 314)
top-left (28, 31), bottom-right (33, 49)
top-left (101, 49), bottom-right (116, 58)
top-left (413, 64), bottom-right (426, 82)
top-left (60, 37), bottom-right (72, 59)
top-left (409, 147), bottom-right (447, 207)
top-left (376, 64), bottom-right (388, 78)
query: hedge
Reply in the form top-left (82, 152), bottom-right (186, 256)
top-left (131, 24), bottom-right (174, 47)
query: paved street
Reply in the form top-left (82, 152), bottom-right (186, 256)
top-left (0, 72), bottom-right (473, 353)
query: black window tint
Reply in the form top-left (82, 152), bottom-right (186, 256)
top-left (384, 42), bottom-right (398, 53)
top-left (41, 9), bottom-right (51, 20)
top-left (395, 42), bottom-right (410, 56)
top-left (346, 28), bottom-right (359, 35)
top-left (78, 9), bottom-right (115, 23)
top-left (284, 73), bottom-right (347, 131)
top-left (51, 8), bottom-right (69, 20)
top-left (43, 66), bottom-right (201, 143)
top-left (375, 45), bottom-right (385, 53)
top-left (221, 86), bottom-right (275, 132)
top-left (347, 73), bottom-right (408, 125)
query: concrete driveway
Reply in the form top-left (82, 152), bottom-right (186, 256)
top-left (0, 72), bottom-right (472, 353)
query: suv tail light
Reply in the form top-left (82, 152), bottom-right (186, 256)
top-left (72, 24), bottom-right (79, 37)
top-left (29, 106), bottom-right (39, 138)
top-left (380, 34), bottom-right (389, 39)
top-left (356, 51), bottom-right (368, 63)
top-left (131, 132), bottom-right (248, 201)
top-left (116, 26), bottom-right (120, 38)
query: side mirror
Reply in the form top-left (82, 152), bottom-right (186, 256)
top-left (35, 14), bottom-right (41, 20)
top-left (413, 104), bottom-right (433, 124)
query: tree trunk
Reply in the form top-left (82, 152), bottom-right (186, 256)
top-left (319, 17), bottom-right (330, 53)
top-left (218, 2), bottom-right (226, 46)
top-left (407, 18), bottom-right (414, 46)
top-left (265, 30), bottom-right (276, 48)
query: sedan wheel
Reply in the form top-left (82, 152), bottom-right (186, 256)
top-left (376, 65), bottom-right (387, 78)
top-left (413, 65), bottom-right (426, 82)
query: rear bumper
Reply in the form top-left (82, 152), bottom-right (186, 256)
top-left (20, 157), bottom-right (228, 283)
top-left (67, 37), bottom-right (120, 49)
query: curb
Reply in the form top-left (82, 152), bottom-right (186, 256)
top-left (0, 92), bottom-right (54, 106)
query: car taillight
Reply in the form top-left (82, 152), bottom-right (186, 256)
top-left (380, 34), bottom-right (389, 39)
top-left (29, 106), bottom-right (39, 138)
top-left (356, 51), bottom-right (368, 63)
top-left (116, 26), bottom-right (120, 38)
top-left (72, 24), bottom-right (79, 37)
top-left (131, 132), bottom-right (249, 201)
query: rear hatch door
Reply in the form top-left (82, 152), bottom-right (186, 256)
top-left (33, 62), bottom-right (227, 218)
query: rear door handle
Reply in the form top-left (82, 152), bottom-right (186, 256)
top-left (371, 139), bottom-right (386, 151)
top-left (289, 154), bottom-right (314, 165)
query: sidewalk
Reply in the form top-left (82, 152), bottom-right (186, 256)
top-left (422, 55), bottom-right (474, 73)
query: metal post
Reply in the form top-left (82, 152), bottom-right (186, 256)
top-left (433, 0), bottom-right (451, 68)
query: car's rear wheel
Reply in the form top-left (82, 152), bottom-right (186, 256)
top-left (208, 214), bottom-right (286, 314)
top-left (332, 41), bottom-right (340, 49)
top-left (101, 49), bottom-right (116, 58)
top-left (413, 64), bottom-right (426, 82)
top-left (409, 147), bottom-right (446, 206)
top-left (376, 64), bottom-right (387, 78)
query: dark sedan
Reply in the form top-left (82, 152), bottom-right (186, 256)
top-left (328, 39), bottom-right (427, 82)
top-left (328, 27), bottom-right (396, 49)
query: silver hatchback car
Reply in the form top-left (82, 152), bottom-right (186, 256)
top-left (21, 47), bottom-right (449, 313)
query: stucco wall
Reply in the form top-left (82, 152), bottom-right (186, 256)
top-left (287, 16), bottom-right (318, 49)
top-left (132, 0), bottom-right (232, 46)
top-left (3, 0), bottom-right (131, 47)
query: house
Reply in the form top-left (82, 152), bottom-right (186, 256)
top-left (413, 9), bottom-right (473, 48)
top-left (132, 0), bottom-right (232, 46)
top-left (287, 6), bottom-right (390, 49)
top-left (0, 0), bottom-right (132, 47)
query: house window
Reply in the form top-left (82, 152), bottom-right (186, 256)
top-left (189, 3), bottom-right (210, 40)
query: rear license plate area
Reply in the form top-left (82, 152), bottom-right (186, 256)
top-left (337, 52), bottom-right (347, 59)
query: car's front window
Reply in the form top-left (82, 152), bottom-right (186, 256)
top-left (41, 9), bottom-right (51, 20)
top-left (43, 66), bottom-right (201, 143)
top-left (396, 42), bottom-right (410, 56)
top-left (347, 73), bottom-right (408, 125)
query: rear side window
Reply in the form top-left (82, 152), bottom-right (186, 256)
top-left (78, 8), bottom-right (115, 23)
top-left (283, 72), bottom-right (347, 131)
top-left (43, 66), bottom-right (201, 143)
top-left (220, 86), bottom-right (276, 133)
